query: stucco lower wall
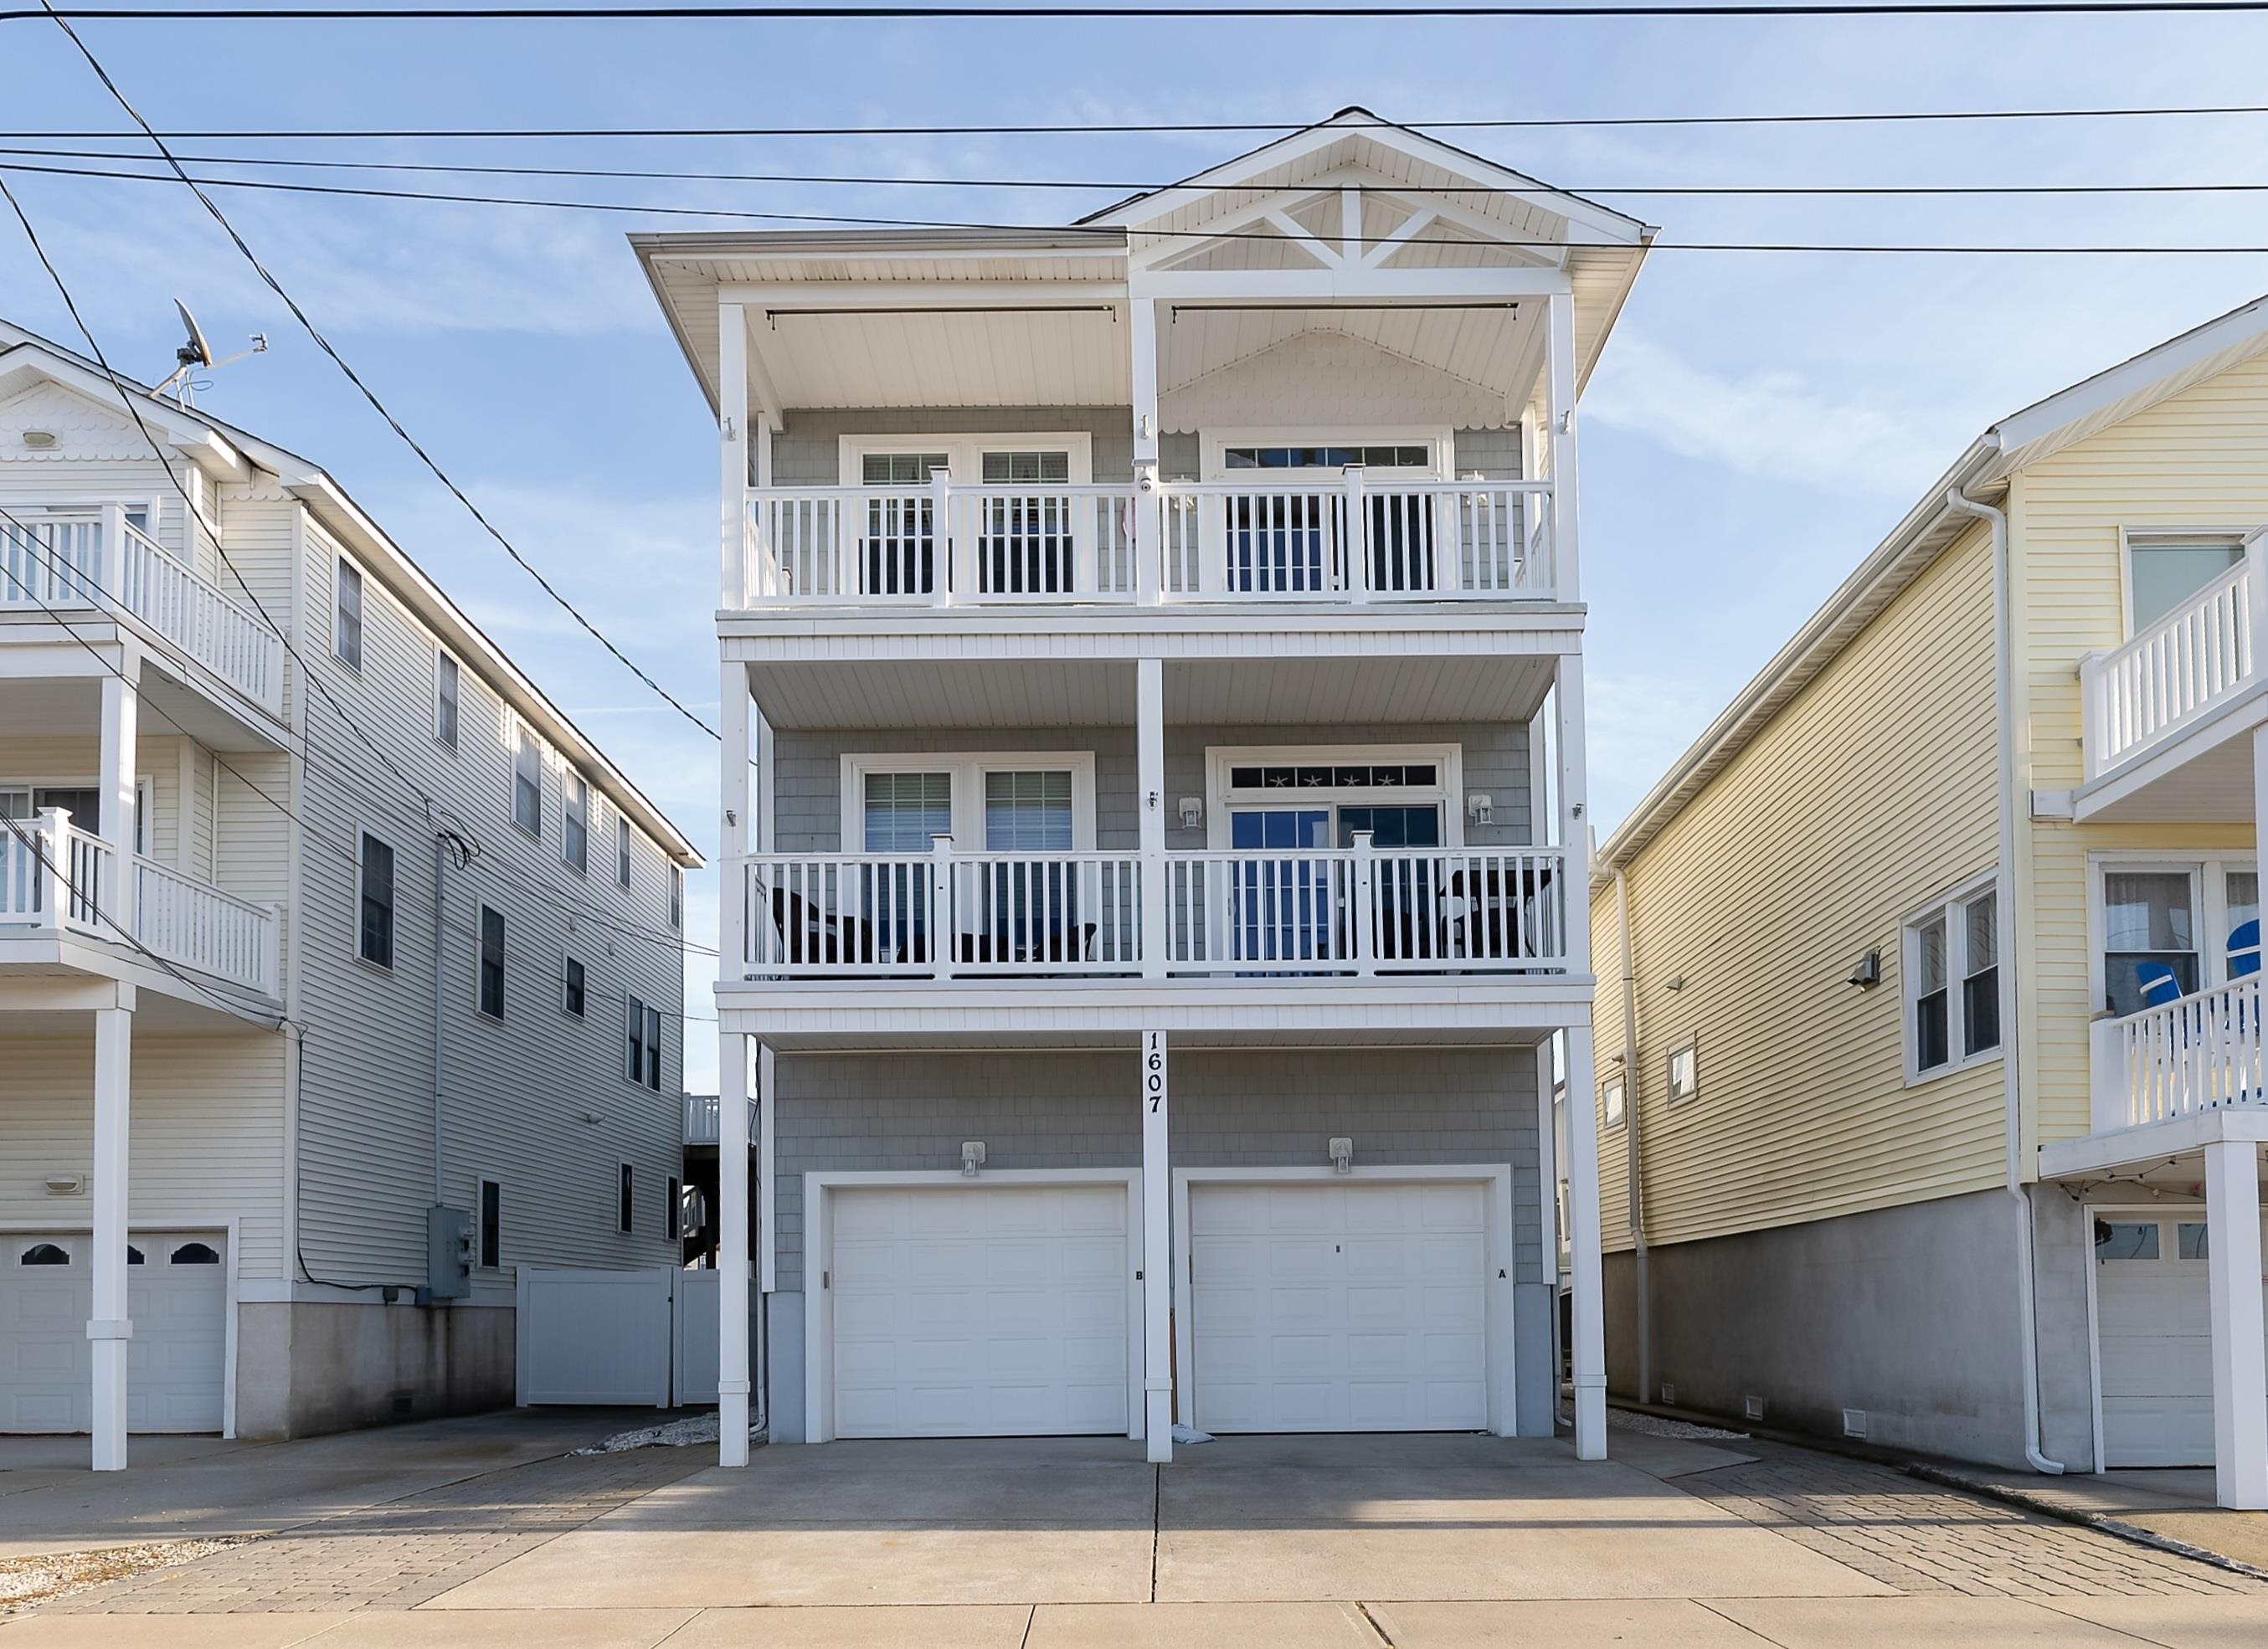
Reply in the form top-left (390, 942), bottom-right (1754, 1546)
top-left (1603, 1185), bottom-right (2094, 1470)
top-left (235, 1302), bottom-right (515, 1440)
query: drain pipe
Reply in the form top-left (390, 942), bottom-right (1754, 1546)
top-left (1615, 867), bottom-right (1649, 1405)
top-left (1946, 480), bottom-right (2065, 1477)
top-left (432, 830), bottom-right (449, 1208)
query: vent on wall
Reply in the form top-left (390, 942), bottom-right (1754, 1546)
top-left (1659, 1383), bottom-right (1675, 1405)
top-left (1742, 1395), bottom-right (1766, 1421)
top-left (1843, 1408), bottom-right (1867, 1439)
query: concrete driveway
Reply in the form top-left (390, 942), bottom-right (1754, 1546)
top-left (6, 1420), bottom-right (2268, 1646)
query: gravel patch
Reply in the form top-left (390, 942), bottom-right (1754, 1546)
top-left (574, 1411), bottom-right (721, 1453)
top-left (1, 1539), bottom-right (243, 1615)
top-left (1608, 1407), bottom-right (1751, 1441)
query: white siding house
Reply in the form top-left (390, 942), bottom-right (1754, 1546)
top-left (0, 319), bottom-right (702, 1465)
top-left (639, 109), bottom-right (1649, 1461)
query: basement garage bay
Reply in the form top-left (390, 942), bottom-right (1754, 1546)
top-left (0, 1231), bottom-right (227, 1433)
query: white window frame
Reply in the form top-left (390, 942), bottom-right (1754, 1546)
top-left (560, 950), bottom-right (587, 1019)
top-left (1200, 424), bottom-right (1455, 482)
top-left (1202, 742), bottom-right (1465, 850)
top-left (668, 863), bottom-right (683, 931)
top-left (332, 554), bottom-right (365, 673)
top-left (836, 433), bottom-right (1096, 487)
top-left (1902, 871), bottom-right (2005, 1086)
top-left (509, 720), bottom-right (543, 840)
top-left (354, 824), bottom-right (396, 973)
top-left (563, 771), bottom-right (590, 876)
top-left (1602, 1072), bottom-right (1627, 1130)
top-left (615, 813), bottom-right (634, 890)
top-left (2086, 850), bottom-right (2259, 1013)
top-left (1664, 1038), bottom-right (1699, 1106)
top-left (2116, 526), bottom-right (2253, 638)
top-left (0, 775), bottom-right (153, 855)
top-left (475, 1174), bottom-right (504, 1270)
top-left (475, 899), bottom-right (507, 1023)
top-left (432, 644), bottom-right (461, 753)
top-left (839, 751), bottom-right (1099, 852)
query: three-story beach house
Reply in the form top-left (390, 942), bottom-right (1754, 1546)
top-left (1590, 292), bottom-right (2268, 1508)
top-left (638, 110), bottom-right (1652, 1461)
top-left (0, 319), bottom-right (702, 1467)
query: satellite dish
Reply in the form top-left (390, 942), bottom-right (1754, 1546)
top-left (174, 300), bottom-right (213, 371)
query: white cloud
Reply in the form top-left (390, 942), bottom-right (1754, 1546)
top-left (1584, 331), bottom-right (1952, 496)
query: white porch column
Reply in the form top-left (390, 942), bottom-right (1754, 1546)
top-left (721, 661), bottom-right (751, 982)
top-left (1556, 650), bottom-right (1607, 1461)
top-left (1129, 297), bottom-right (1162, 605)
top-left (1142, 1029), bottom-right (1172, 1463)
top-left (2203, 1139), bottom-right (2267, 1508)
top-left (718, 1029), bottom-right (753, 1467)
top-left (1545, 290), bottom-right (1581, 604)
top-left (1138, 657), bottom-right (1167, 979)
top-left (98, 668), bottom-right (137, 933)
top-left (719, 301), bottom-right (749, 610)
top-left (89, 1001), bottom-right (132, 1471)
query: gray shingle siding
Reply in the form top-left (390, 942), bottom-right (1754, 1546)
top-left (768, 408), bottom-right (1135, 485)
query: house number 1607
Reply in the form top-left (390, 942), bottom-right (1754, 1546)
top-left (1145, 1033), bottom-right (1165, 1114)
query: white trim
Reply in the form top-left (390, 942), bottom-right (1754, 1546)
top-left (507, 719), bottom-right (544, 841)
top-left (330, 552), bottom-right (364, 674)
top-left (1902, 870), bottom-right (2007, 1086)
top-left (1602, 1071), bottom-right (1626, 1131)
top-left (835, 433), bottom-right (1096, 488)
top-left (1203, 742), bottom-right (1464, 851)
top-left (431, 641), bottom-right (461, 753)
top-left (473, 899), bottom-right (507, 1022)
top-left (838, 750), bottom-right (1099, 852)
top-left (2085, 850), bottom-right (2260, 1013)
top-left (352, 824), bottom-right (397, 974)
top-left (1169, 1164), bottom-right (1519, 1438)
top-left (1198, 424), bottom-right (1453, 483)
top-left (1664, 1037), bottom-right (1700, 1106)
top-left (561, 770), bottom-right (591, 878)
top-left (800, 1167), bottom-right (1146, 1446)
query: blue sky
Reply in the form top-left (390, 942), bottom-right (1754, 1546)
top-left (4, 7), bottom-right (2267, 1086)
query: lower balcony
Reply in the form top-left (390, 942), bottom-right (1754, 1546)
top-left (0, 809), bottom-right (279, 1000)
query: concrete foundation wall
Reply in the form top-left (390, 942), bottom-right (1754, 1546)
top-left (1604, 1186), bottom-right (2096, 1470)
top-left (235, 1302), bottom-right (515, 1441)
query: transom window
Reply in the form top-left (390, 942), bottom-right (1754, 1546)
top-left (1230, 763), bottom-right (1440, 792)
top-left (1222, 444), bottom-right (1432, 470)
top-left (2100, 859), bottom-right (2258, 1015)
top-left (1907, 881), bottom-right (2002, 1080)
top-left (861, 451), bottom-right (949, 486)
top-left (982, 451), bottom-right (1069, 484)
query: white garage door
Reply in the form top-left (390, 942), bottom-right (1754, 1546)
top-left (2096, 1212), bottom-right (2268, 1468)
top-left (829, 1183), bottom-right (1130, 1438)
top-left (1190, 1179), bottom-right (1489, 1433)
top-left (0, 1231), bottom-right (227, 1434)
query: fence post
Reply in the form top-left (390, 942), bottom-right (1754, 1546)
top-left (1350, 830), bottom-right (1376, 976)
top-left (930, 835), bottom-right (956, 979)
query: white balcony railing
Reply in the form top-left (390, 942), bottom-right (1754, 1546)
top-left (736, 474), bottom-right (1556, 609)
top-left (2091, 976), bottom-right (2268, 1133)
top-left (740, 840), bottom-right (1567, 981)
top-left (2081, 536), bottom-right (2265, 782)
top-left (0, 809), bottom-right (279, 997)
top-left (0, 511), bottom-right (283, 715)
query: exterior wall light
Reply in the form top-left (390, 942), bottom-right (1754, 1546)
top-left (1177, 797), bottom-right (1204, 830)
top-left (44, 1174), bottom-right (85, 1195)
top-left (1466, 794), bottom-right (1494, 826)
top-left (961, 1141), bottom-right (987, 1177)
top-left (23, 430), bottom-right (58, 449)
top-left (1848, 950), bottom-right (1882, 989)
top-left (1329, 1137), bottom-right (1354, 1174)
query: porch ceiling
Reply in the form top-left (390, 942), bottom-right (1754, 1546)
top-left (741, 653), bottom-right (1558, 731)
top-left (2077, 708), bottom-right (2261, 824)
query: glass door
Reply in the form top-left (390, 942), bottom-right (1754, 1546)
top-left (976, 450), bottom-right (1075, 596)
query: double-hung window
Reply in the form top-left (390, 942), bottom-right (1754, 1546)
top-left (477, 904), bottom-right (506, 1020)
top-left (1665, 1041), bottom-right (1699, 1104)
top-left (563, 773), bottom-right (589, 875)
top-left (333, 558), bottom-right (363, 671)
top-left (1602, 1074), bottom-right (1627, 1129)
top-left (511, 724), bottom-right (543, 837)
top-left (668, 864), bottom-right (683, 931)
top-left (625, 994), bottom-right (661, 1090)
top-left (433, 650), bottom-right (460, 750)
top-left (616, 815), bottom-right (633, 889)
top-left (1907, 881), bottom-right (2002, 1079)
top-left (357, 830), bottom-right (394, 968)
top-left (561, 954), bottom-right (586, 1018)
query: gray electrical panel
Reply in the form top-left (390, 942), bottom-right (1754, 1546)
top-left (426, 1204), bottom-right (473, 1300)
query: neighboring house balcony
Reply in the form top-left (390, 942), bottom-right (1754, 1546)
top-left (736, 472), bottom-right (1556, 611)
top-left (2074, 527), bottom-right (2268, 821)
top-left (2, 506), bottom-right (285, 724)
top-left (0, 804), bottom-right (280, 1008)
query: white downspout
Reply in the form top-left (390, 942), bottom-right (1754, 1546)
top-left (1946, 481), bottom-right (2065, 1477)
top-left (1615, 867), bottom-right (1648, 1405)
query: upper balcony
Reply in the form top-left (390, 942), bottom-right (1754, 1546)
top-left (0, 805), bottom-right (280, 1006)
top-left (2, 506), bottom-right (284, 722)
top-left (2075, 528), bottom-right (2268, 819)
top-left (738, 473), bottom-right (1554, 611)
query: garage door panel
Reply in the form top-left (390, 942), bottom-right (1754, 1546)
top-left (828, 1184), bottom-right (1130, 1440)
top-left (3, 1230), bottom-right (224, 1436)
top-left (2096, 1212), bottom-right (2268, 1469)
top-left (1191, 1179), bottom-right (1491, 1435)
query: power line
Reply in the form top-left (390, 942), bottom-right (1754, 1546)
top-left (4, 103), bottom-right (2267, 138)
top-left (11, 154), bottom-right (2268, 252)
top-left (33, 2), bottom-right (721, 742)
top-left (12, 3), bottom-right (2268, 20)
top-left (13, 144), bottom-right (2268, 196)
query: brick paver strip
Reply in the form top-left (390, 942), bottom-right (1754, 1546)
top-left (39, 1446), bottom-right (706, 1615)
top-left (1677, 1442), bottom-right (2265, 1600)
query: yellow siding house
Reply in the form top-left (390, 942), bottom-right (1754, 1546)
top-left (1592, 294), bottom-right (2268, 1508)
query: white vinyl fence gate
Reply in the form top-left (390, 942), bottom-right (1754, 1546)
top-left (515, 1266), bottom-right (758, 1410)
